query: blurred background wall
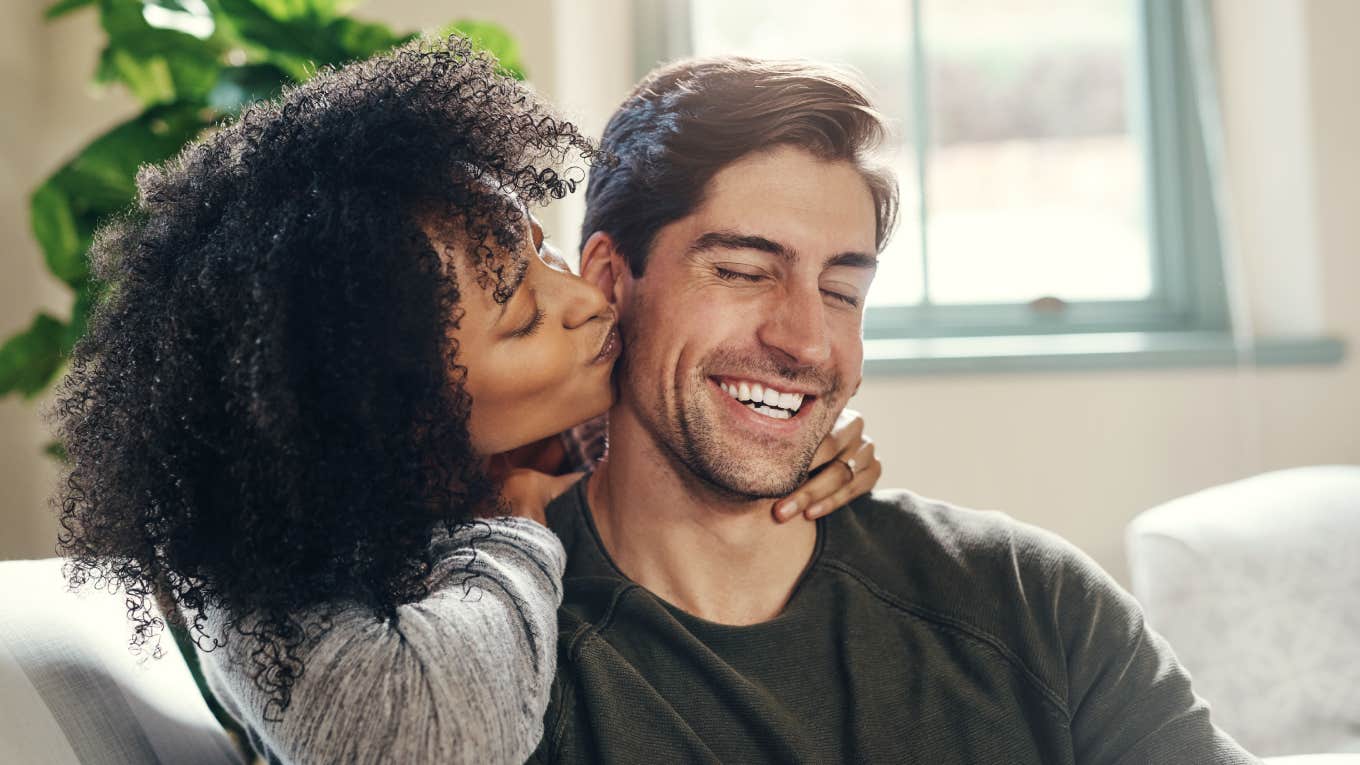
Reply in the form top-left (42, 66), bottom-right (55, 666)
top-left (2, 0), bottom-right (1356, 582)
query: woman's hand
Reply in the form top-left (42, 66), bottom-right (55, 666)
top-left (772, 407), bottom-right (881, 523)
top-left (487, 468), bottom-right (585, 526)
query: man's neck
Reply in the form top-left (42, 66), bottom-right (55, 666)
top-left (585, 405), bottom-right (818, 626)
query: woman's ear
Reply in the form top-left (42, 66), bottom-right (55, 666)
top-left (580, 231), bottom-right (628, 305)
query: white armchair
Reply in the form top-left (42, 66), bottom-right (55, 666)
top-left (1127, 466), bottom-right (1360, 759)
top-left (0, 557), bottom-right (241, 764)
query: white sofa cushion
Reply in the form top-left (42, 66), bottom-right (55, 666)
top-left (0, 558), bottom-right (241, 764)
top-left (1127, 466), bottom-right (1360, 757)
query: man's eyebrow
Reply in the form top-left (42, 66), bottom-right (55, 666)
top-left (689, 230), bottom-right (878, 272)
top-left (688, 231), bottom-right (794, 262)
top-left (824, 251), bottom-right (879, 271)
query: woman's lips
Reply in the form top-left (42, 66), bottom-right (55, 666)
top-left (591, 322), bottom-right (621, 365)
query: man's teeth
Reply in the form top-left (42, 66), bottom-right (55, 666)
top-left (718, 380), bottom-right (805, 420)
top-left (763, 387), bottom-right (781, 407)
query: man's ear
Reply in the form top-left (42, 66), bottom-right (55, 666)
top-left (580, 231), bottom-right (629, 306)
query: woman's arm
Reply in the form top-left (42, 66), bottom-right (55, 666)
top-left (196, 517), bottom-right (565, 765)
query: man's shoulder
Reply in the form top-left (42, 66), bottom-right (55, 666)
top-left (832, 488), bottom-right (1085, 575)
top-left (825, 489), bottom-right (1121, 649)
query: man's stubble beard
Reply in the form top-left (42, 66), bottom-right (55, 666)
top-left (675, 389), bottom-right (820, 501)
top-left (618, 306), bottom-right (839, 505)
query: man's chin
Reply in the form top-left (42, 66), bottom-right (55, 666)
top-left (690, 454), bottom-right (810, 502)
top-left (675, 392), bottom-right (826, 501)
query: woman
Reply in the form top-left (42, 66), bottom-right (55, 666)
top-left (51, 36), bottom-right (880, 763)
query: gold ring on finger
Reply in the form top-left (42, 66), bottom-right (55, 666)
top-left (834, 457), bottom-right (857, 478)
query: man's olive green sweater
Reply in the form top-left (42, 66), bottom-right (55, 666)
top-left (531, 477), bottom-right (1257, 764)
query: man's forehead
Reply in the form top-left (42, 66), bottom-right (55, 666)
top-left (683, 149), bottom-right (879, 257)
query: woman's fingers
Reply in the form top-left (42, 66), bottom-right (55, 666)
top-left (773, 435), bottom-right (877, 522)
top-left (541, 471), bottom-right (586, 505)
top-left (808, 408), bottom-right (864, 470)
top-left (770, 462), bottom-right (845, 522)
top-left (803, 439), bottom-right (879, 520)
top-left (805, 438), bottom-right (881, 519)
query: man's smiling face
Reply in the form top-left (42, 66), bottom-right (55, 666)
top-left (616, 145), bottom-right (878, 501)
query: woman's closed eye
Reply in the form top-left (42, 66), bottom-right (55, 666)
top-left (512, 306), bottom-right (545, 338)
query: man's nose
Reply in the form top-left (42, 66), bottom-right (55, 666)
top-left (756, 283), bottom-right (832, 366)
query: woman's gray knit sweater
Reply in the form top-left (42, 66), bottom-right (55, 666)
top-left (194, 517), bottom-right (566, 764)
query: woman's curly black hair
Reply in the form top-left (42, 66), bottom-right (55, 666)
top-left (49, 35), bottom-right (598, 717)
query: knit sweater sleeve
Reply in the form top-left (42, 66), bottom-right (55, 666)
top-left (195, 516), bottom-right (566, 765)
top-left (1026, 523), bottom-right (1258, 764)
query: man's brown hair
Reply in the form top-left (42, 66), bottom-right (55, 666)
top-left (582, 56), bottom-right (899, 275)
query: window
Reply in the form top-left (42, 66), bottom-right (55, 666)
top-left (642, 0), bottom-right (1230, 347)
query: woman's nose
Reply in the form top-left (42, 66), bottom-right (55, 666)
top-left (554, 268), bottom-right (612, 330)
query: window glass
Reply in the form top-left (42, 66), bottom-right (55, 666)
top-left (689, 0), bottom-right (1150, 309)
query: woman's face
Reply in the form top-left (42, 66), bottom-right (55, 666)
top-left (448, 213), bottom-right (620, 456)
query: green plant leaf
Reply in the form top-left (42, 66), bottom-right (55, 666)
top-left (207, 62), bottom-right (290, 112)
top-left (139, 0), bottom-right (216, 39)
top-left (211, 0), bottom-right (417, 81)
top-left (97, 0), bottom-right (225, 105)
top-left (328, 17), bottom-right (412, 61)
top-left (46, 0), bottom-right (96, 19)
top-left (98, 46), bottom-right (178, 103)
top-left (34, 105), bottom-right (210, 294)
top-left (211, 0), bottom-right (347, 77)
top-left (0, 314), bottom-right (68, 399)
top-left (249, 0), bottom-right (357, 22)
top-left (51, 103), bottom-right (209, 211)
top-left (444, 20), bottom-right (526, 80)
top-left (31, 183), bottom-right (89, 286)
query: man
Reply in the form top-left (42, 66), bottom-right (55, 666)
top-left (531, 57), bottom-right (1256, 763)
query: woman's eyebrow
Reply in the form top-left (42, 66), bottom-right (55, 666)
top-left (494, 257), bottom-right (530, 323)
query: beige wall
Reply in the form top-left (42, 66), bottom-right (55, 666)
top-left (2, 1), bottom-right (1356, 585)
